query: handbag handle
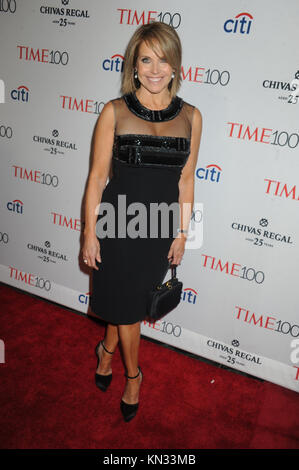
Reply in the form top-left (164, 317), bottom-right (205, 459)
top-left (170, 263), bottom-right (177, 279)
top-left (157, 259), bottom-right (178, 288)
top-left (165, 259), bottom-right (178, 279)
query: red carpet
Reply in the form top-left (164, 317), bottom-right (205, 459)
top-left (0, 283), bottom-right (298, 449)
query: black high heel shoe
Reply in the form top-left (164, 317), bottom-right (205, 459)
top-left (95, 340), bottom-right (114, 392)
top-left (120, 366), bottom-right (143, 422)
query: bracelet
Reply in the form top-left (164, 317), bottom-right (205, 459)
top-left (177, 229), bottom-right (188, 238)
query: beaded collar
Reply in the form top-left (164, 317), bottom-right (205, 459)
top-left (123, 92), bottom-right (183, 122)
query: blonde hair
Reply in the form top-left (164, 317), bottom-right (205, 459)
top-left (121, 22), bottom-right (182, 99)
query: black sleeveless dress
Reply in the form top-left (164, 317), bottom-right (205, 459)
top-left (90, 92), bottom-right (194, 325)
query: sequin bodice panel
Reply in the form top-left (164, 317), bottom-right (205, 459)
top-left (113, 134), bottom-right (190, 168)
top-left (111, 93), bottom-right (194, 169)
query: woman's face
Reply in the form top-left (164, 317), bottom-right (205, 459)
top-left (135, 40), bottom-right (173, 95)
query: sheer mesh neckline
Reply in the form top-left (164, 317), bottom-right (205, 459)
top-left (123, 92), bottom-right (183, 122)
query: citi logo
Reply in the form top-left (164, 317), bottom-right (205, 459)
top-left (181, 288), bottom-right (198, 304)
top-left (196, 164), bottom-right (222, 183)
top-left (11, 85), bottom-right (29, 102)
top-left (102, 54), bottom-right (124, 72)
top-left (224, 12), bottom-right (253, 34)
top-left (7, 199), bottom-right (23, 214)
top-left (78, 292), bottom-right (90, 305)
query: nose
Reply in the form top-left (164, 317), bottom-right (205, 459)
top-left (150, 60), bottom-right (159, 74)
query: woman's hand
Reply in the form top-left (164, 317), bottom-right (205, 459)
top-left (82, 233), bottom-right (101, 270)
top-left (167, 235), bottom-right (187, 266)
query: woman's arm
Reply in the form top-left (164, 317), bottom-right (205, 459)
top-left (177, 107), bottom-right (202, 233)
top-left (82, 101), bottom-right (115, 269)
top-left (167, 107), bottom-right (202, 265)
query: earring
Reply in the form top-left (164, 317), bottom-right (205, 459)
top-left (134, 69), bottom-right (138, 79)
top-left (171, 72), bottom-right (175, 79)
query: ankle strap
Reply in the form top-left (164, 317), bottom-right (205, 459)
top-left (102, 341), bottom-right (114, 355)
top-left (125, 366), bottom-right (141, 379)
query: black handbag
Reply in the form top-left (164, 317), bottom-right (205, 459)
top-left (147, 261), bottom-right (183, 321)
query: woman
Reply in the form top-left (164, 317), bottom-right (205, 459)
top-left (82, 22), bottom-right (202, 422)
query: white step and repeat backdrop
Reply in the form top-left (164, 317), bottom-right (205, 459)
top-left (1, 0), bottom-right (299, 392)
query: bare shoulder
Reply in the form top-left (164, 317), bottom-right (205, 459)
top-left (184, 100), bottom-right (202, 120)
top-left (182, 100), bottom-right (202, 129)
top-left (189, 105), bottom-right (202, 151)
top-left (192, 106), bottom-right (202, 129)
top-left (99, 100), bottom-right (114, 119)
top-left (95, 99), bottom-right (116, 130)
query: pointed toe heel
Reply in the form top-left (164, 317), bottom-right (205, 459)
top-left (95, 372), bottom-right (112, 392)
top-left (120, 366), bottom-right (143, 422)
top-left (94, 340), bottom-right (114, 392)
top-left (120, 400), bottom-right (139, 422)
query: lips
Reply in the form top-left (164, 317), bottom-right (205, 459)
top-left (147, 77), bottom-right (164, 83)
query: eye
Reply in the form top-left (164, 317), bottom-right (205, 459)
top-left (141, 57), bottom-right (150, 63)
top-left (160, 58), bottom-right (167, 63)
